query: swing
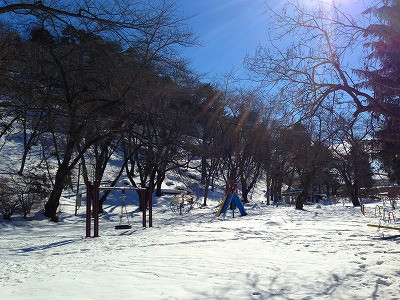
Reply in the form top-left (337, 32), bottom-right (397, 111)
top-left (115, 189), bottom-right (132, 229)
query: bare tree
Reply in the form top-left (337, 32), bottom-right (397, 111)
top-left (330, 116), bottom-right (374, 206)
top-left (191, 83), bottom-right (226, 205)
top-left (246, 0), bottom-right (400, 121)
top-left (0, 1), bottom-right (196, 221)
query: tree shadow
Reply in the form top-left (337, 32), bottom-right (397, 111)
top-left (315, 273), bottom-right (343, 297)
top-left (18, 239), bottom-right (78, 253)
top-left (187, 272), bottom-right (292, 300)
top-left (371, 277), bottom-right (393, 300)
top-left (245, 273), bottom-right (292, 300)
top-left (186, 270), bottom-right (379, 300)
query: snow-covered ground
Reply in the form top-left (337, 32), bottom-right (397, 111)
top-left (1, 192), bottom-right (399, 299)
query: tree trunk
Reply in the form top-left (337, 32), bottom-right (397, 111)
top-left (80, 158), bottom-right (90, 184)
top-left (44, 168), bottom-right (69, 221)
top-left (201, 155), bottom-right (207, 184)
top-left (342, 171), bottom-right (361, 207)
top-left (240, 177), bottom-right (249, 203)
top-left (295, 189), bottom-right (308, 210)
top-left (274, 180), bottom-right (282, 203)
top-left (350, 184), bottom-right (361, 207)
top-left (350, 194), bottom-right (361, 207)
top-left (18, 145), bottom-right (30, 175)
top-left (266, 176), bottom-right (271, 205)
top-left (18, 123), bottom-right (39, 175)
top-left (139, 167), bottom-right (156, 211)
top-left (269, 180), bottom-right (274, 205)
top-left (203, 178), bottom-right (210, 206)
top-left (242, 188), bottom-right (249, 203)
top-left (155, 173), bottom-right (164, 197)
top-left (44, 138), bottom-right (76, 221)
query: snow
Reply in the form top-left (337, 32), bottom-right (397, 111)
top-left (1, 195), bottom-right (399, 299)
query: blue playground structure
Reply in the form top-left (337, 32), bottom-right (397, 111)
top-left (215, 182), bottom-right (247, 217)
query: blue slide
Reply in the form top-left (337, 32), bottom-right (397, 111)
top-left (219, 193), bottom-right (247, 217)
top-left (231, 194), bottom-right (247, 216)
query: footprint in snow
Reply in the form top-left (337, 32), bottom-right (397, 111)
top-left (376, 278), bottom-right (391, 286)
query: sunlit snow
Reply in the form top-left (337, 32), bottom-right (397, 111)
top-left (1, 192), bottom-right (399, 299)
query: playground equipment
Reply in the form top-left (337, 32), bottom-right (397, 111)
top-left (367, 223), bottom-right (400, 239)
top-left (367, 224), bottom-right (400, 231)
top-left (114, 189), bottom-right (131, 229)
top-left (374, 204), bottom-right (397, 223)
top-left (368, 196), bottom-right (398, 238)
top-left (215, 182), bottom-right (247, 218)
top-left (85, 181), bottom-right (152, 237)
top-left (169, 191), bottom-right (201, 215)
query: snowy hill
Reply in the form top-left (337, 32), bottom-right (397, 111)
top-left (0, 131), bottom-right (399, 299)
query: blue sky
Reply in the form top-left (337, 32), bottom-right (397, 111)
top-left (180, 0), bottom-right (271, 81)
top-left (179, 0), bottom-right (366, 83)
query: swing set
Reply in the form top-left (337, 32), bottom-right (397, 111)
top-left (85, 181), bottom-right (152, 238)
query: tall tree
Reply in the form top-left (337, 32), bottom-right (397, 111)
top-left (217, 90), bottom-right (269, 203)
top-left (356, 0), bottom-right (400, 111)
top-left (29, 27), bottom-right (127, 221)
top-left (0, 1), bottom-right (196, 221)
top-left (334, 139), bottom-right (374, 207)
top-left (355, 0), bottom-right (400, 183)
top-left (193, 83), bottom-right (226, 205)
top-left (282, 123), bottom-right (333, 210)
top-left (246, 0), bottom-right (400, 122)
top-left (376, 119), bottom-right (400, 184)
top-left (329, 115), bottom-right (375, 206)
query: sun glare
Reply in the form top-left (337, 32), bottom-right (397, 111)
top-left (304, 0), bottom-right (361, 15)
top-left (307, 0), bottom-right (354, 7)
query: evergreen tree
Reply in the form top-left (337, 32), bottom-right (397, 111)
top-left (357, 0), bottom-right (400, 183)
top-left (358, 0), bottom-right (400, 108)
top-left (376, 119), bottom-right (400, 183)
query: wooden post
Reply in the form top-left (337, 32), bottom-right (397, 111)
top-left (86, 181), bottom-right (92, 238)
top-left (93, 180), bottom-right (99, 237)
top-left (141, 189), bottom-right (146, 228)
top-left (75, 163), bottom-right (81, 216)
top-left (148, 186), bottom-right (153, 227)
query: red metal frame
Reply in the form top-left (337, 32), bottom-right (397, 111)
top-left (93, 181), bottom-right (99, 237)
top-left (86, 182), bottom-right (92, 238)
top-left (148, 186), bottom-right (153, 227)
top-left (86, 183), bottom-right (152, 237)
top-left (141, 189), bottom-right (146, 228)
